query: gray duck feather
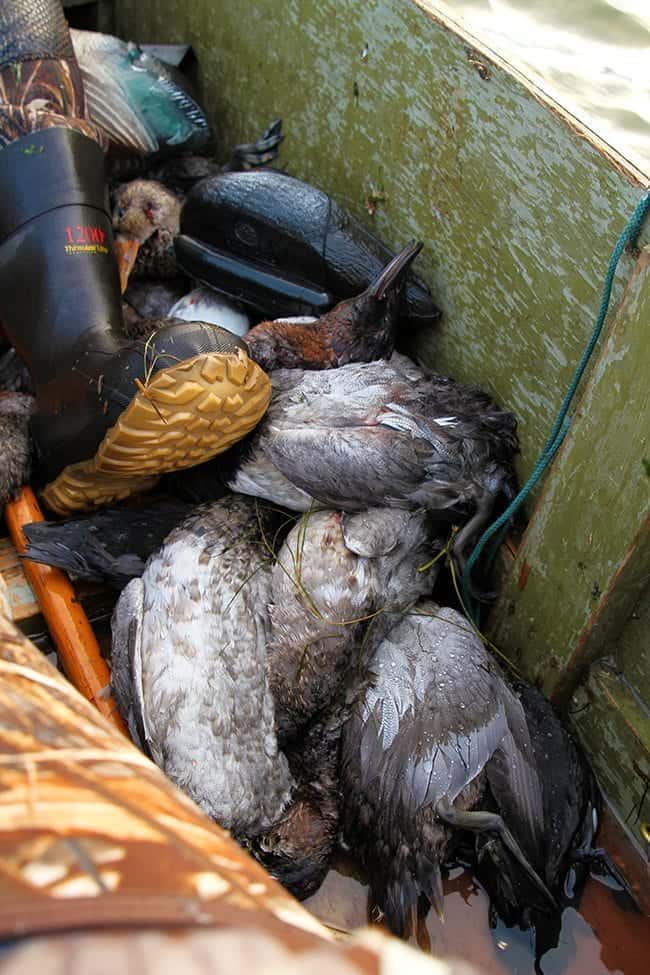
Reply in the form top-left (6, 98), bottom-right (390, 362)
top-left (341, 601), bottom-right (546, 937)
top-left (227, 354), bottom-right (518, 563)
top-left (110, 495), bottom-right (294, 837)
top-left (267, 506), bottom-right (442, 742)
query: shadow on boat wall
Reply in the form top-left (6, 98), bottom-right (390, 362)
top-left (65, 0), bottom-right (650, 873)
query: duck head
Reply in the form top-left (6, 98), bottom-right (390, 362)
top-left (112, 179), bottom-right (181, 290)
top-left (251, 782), bottom-right (339, 901)
top-left (244, 240), bottom-right (424, 372)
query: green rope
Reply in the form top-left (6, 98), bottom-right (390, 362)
top-left (462, 187), bottom-right (650, 618)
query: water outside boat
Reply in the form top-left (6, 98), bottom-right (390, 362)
top-left (438, 0), bottom-right (650, 176)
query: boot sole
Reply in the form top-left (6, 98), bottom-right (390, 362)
top-left (41, 349), bottom-right (271, 515)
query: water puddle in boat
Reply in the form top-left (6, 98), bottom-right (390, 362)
top-left (305, 853), bottom-right (650, 974)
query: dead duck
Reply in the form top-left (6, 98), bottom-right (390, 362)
top-left (107, 497), bottom-right (442, 898)
top-left (244, 240), bottom-right (423, 372)
top-left (224, 353), bottom-right (518, 576)
top-left (473, 684), bottom-right (637, 959)
top-left (122, 278), bottom-right (189, 322)
top-left (169, 287), bottom-right (251, 337)
top-left (122, 281), bottom-right (251, 338)
top-left (0, 392), bottom-right (34, 508)
top-left (111, 494), bottom-right (294, 836)
top-left (267, 506), bottom-right (441, 743)
top-left (0, 348), bottom-right (32, 394)
top-left (340, 601), bottom-right (556, 939)
top-left (112, 178), bottom-right (182, 281)
top-left (250, 708), bottom-right (343, 901)
top-left (22, 498), bottom-right (193, 588)
top-left (111, 120), bottom-right (284, 284)
top-left (255, 505), bottom-right (441, 898)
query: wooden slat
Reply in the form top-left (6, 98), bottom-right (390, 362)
top-left (0, 538), bottom-right (39, 623)
top-left (615, 585), bottom-right (650, 718)
top-left (571, 665), bottom-right (650, 859)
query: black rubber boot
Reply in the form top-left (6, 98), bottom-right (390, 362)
top-left (0, 2), bottom-right (271, 515)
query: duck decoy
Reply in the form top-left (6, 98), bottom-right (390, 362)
top-left (267, 506), bottom-right (442, 743)
top-left (0, 392), bottom-right (33, 508)
top-left (22, 499), bottom-right (193, 588)
top-left (244, 241), bottom-right (423, 372)
top-left (340, 602), bottom-right (556, 939)
top-left (175, 170), bottom-right (441, 323)
top-left (70, 28), bottom-right (211, 156)
top-left (223, 353), bottom-right (518, 575)
top-left (111, 495), bottom-right (294, 836)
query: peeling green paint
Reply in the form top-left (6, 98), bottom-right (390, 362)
top-left (489, 253), bottom-right (650, 697)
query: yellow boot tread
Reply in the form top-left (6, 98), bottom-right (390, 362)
top-left (41, 349), bottom-right (271, 516)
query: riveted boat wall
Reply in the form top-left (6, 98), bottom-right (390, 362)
top-left (104, 0), bottom-right (650, 858)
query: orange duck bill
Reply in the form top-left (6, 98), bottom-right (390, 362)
top-left (114, 236), bottom-right (141, 293)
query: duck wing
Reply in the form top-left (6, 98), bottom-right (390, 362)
top-left (110, 577), bottom-right (150, 753)
top-left (342, 604), bottom-right (516, 936)
top-left (518, 685), bottom-right (594, 884)
top-left (483, 688), bottom-right (546, 867)
top-left (22, 501), bottom-right (191, 588)
top-left (356, 607), bottom-right (512, 816)
top-left (262, 423), bottom-right (448, 511)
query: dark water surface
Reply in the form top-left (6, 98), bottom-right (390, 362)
top-left (306, 854), bottom-right (650, 974)
top-left (437, 1), bottom-right (650, 175)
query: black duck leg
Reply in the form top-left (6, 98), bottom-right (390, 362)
top-left (436, 799), bottom-right (557, 911)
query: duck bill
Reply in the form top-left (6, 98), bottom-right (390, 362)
top-left (114, 237), bottom-right (141, 294)
top-left (368, 239), bottom-right (424, 300)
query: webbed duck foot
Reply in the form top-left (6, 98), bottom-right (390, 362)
top-left (436, 799), bottom-right (557, 913)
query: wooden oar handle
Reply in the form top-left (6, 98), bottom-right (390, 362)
top-left (4, 486), bottom-right (127, 734)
